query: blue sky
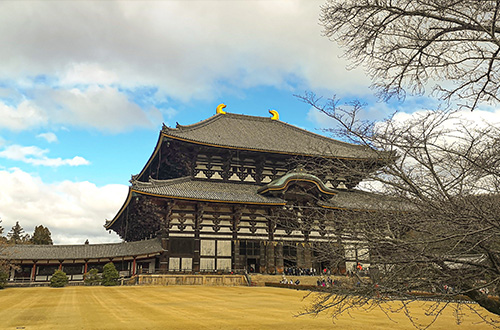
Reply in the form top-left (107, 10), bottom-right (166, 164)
top-left (1, 1), bottom-right (497, 244)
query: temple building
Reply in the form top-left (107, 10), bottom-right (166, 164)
top-left (105, 106), bottom-right (386, 275)
top-left (3, 105), bottom-right (391, 282)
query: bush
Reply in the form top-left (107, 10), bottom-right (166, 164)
top-left (84, 268), bottom-right (101, 286)
top-left (0, 267), bottom-right (8, 289)
top-left (101, 262), bottom-right (119, 286)
top-left (50, 269), bottom-right (68, 288)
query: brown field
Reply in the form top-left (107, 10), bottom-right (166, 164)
top-left (0, 285), bottom-right (498, 330)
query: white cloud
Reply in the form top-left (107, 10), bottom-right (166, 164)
top-left (0, 100), bottom-right (47, 131)
top-left (162, 107), bottom-right (178, 120)
top-left (34, 85), bottom-right (160, 133)
top-left (0, 168), bottom-right (125, 244)
top-left (36, 132), bottom-right (58, 143)
top-left (0, 1), bottom-right (370, 102)
top-left (0, 144), bottom-right (90, 167)
top-left (60, 62), bottom-right (119, 86)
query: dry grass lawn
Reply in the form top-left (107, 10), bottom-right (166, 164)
top-left (0, 285), bottom-right (498, 329)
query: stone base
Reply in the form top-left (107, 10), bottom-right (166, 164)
top-left (135, 274), bottom-right (247, 286)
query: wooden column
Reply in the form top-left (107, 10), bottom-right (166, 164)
top-left (193, 203), bottom-right (205, 272)
top-left (296, 243), bottom-right (305, 268)
top-left (266, 242), bottom-right (275, 274)
top-left (232, 206), bottom-right (242, 271)
top-left (159, 201), bottom-right (175, 272)
top-left (303, 243), bottom-right (313, 269)
top-left (259, 241), bottom-right (266, 273)
top-left (84, 260), bottom-right (88, 274)
top-left (276, 243), bottom-right (284, 274)
top-left (31, 261), bottom-right (37, 282)
top-left (132, 257), bottom-right (137, 276)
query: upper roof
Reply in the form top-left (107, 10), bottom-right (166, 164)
top-left (162, 113), bottom-right (377, 159)
top-left (1, 238), bottom-right (163, 261)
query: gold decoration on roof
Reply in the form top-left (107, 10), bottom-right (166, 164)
top-left (269, 109), bottom-right (279, 120)
top-left (216, 104), bottom-right (227, 114)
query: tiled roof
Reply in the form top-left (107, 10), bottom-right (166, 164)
top-left (1, 238), bottom-right (163, 261)
top-left (162, 113), bottom-right (377, 159)
top-left (321, 189), bottom-right (409, 211)
top-left (130, 177), bottom-right (406, 211)
top-left (132, 177), bottom-right (285, 205)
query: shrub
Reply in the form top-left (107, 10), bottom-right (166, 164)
top-left (50, 269), bottom-right (68, 288)
top-left (101, 262), bottom-right (119, 286)
top-left (84, 268), bottom-right (101, 286)
top-left (0, 267), bottom-right (8, 289)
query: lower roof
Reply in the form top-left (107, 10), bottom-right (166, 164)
top-left (1, 238), bottom-right (163, 261)
top-left (132, 177), bottom-right (286, 205)
top-left (131, 177), bottom-right (404, 211)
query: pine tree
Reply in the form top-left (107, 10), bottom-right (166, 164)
top-left (83, 268), bottom-right (101, 286)
top-left (101, 262), bottom-right (119, 286)
top-left (50, 270), bottom-right (68, 288)
top-left (7, 221), bottom-right (25, 244)
top-left (0, 219), bottom-right (5, 243)
top-left (31, 225), bottom-right (53, 245)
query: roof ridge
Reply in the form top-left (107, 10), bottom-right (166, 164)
top-left (163, 112), bottom-right (273, 133)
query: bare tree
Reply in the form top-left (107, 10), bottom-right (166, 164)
top-left (295, 93), bottom-right (500, 327)
top-left (320, 0), bottom-right (500, 110)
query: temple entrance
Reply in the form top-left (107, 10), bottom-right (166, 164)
top-left (247, 258), bottom-right (257, 273)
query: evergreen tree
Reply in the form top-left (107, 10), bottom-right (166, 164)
top-left (0, 219), bottom-right (5, 243)
top-left (0, 266), bottom-right (7, 289)
top-left (31, 225), bottom-right (53, 245)
top-left (7, 221), bottom-right (26, 244)
top-left (50, 270), bottom-right (68, 288)
top-left (83, 268), bottom-right (101, 286)
top-left (101, 262), bottom-right (119, 286)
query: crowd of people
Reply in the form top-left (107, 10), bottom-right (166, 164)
top-left (316, 276), bottom-right (341, 287)
top-left (279, 276), bottom-right (301, 285)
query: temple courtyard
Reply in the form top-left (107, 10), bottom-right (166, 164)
top-left (0, 285), bottom-right (498, 329)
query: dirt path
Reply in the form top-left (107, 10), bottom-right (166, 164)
top-left (0, 286), bottom-right (497, 329)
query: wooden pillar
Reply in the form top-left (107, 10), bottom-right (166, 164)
top-left (10, 267), bottom-right (15, 281)
top-left (58, 261), bottom-right (63, 270)
top-left (84, 260), bottom-right (88, 274)
top-left (132, 257), bottom-right (137, 276)
top-left (266, 242), bottom-right (275, 274)
top-left (276, 243), bottom-right (284, 274)
top-left (296, 243), bottom-right (305, 268)
top-left (232, 206), bottom-right (242, 271)
top-left (31, 261), bottom-right (37, 282)
top-left (303, 243), bottom-right (312, 269)
top-left (159, 201), bottom-right (175, 273)
top-left (259, 241), bottom-right (266, 273)
top-left (193, 203), bottom-right (205, 272)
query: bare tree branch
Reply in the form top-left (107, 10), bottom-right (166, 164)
top-left (320, 0), bottom-right (500, 110)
